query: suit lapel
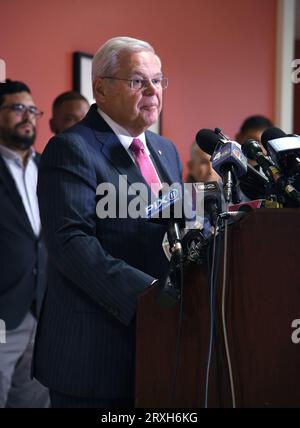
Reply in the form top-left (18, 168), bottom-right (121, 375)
top-left (83, 105), bottom-right (178, 199)
top-left (0, 154), bottom-right (36, 237)
top-left (96, 129), bottom-right (147, 186)
top-left (84, 106), bottom-right (152, 198)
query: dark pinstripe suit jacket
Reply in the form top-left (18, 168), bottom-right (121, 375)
top-left (33, 104), bottom-right (182, 399)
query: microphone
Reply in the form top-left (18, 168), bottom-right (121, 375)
top-left (212, 140), bottom-right (248, 203)
top-left (242, 139), bottom-right (282, 181)
top-left (198, 181), bottom-right (223, 227)
top-left (181, 228), bottom-right (209, 265)
top-left (196, 128), bottom-right (269, 201)
top-left (261, 127), bottom-right (286, 151)
top-left (195, 128), bottom-right (221, 155)
top-left (145, 184), bottom-right (185, 261)
top-left (261, 127), bottom-right (300, 177)
top-left (242, 139), bottom-right (300, 206)
top-left (196, 128), bottom-right (247, 203)
top-left (146, 185), bottom-right (185, 307)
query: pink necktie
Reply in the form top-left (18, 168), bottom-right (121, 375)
top-left (130, 138), bottom-right (161, 195)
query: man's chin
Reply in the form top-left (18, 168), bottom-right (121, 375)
top-left (143, 114), bottom-right (159, 128)
top-left (11, 133), bottom-right (35, 150)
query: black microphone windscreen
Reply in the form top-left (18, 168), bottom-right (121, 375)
top-left (195, 129), bottom-right (220, 155)
top-left (239, 163), bottom-right (269, 200)
top-left (242, 139), bottom-right (262, 160)
top-left (261, 127), bottom-right (287, 148)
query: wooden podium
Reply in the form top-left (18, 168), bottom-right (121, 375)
top-left (135, 210), bottom-right (300, 408)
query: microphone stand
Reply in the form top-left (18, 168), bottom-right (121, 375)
top-left (221, 166), bottom-right (241, 207)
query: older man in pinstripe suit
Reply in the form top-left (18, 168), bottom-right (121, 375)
top-left (33, 36), bottom-right (182, 408)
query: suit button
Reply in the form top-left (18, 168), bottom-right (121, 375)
top-left (32, 268), bottom-right (37, 275)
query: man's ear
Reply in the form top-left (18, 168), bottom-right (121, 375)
top-left (93, 78), bottom-right (106, 101)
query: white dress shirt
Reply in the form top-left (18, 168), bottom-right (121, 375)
top-left (97, 108), bottom-right (162, 186)
top-left (0, 145), bottom-right (41, 236)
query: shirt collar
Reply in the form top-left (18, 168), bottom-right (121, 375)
top-left (97, 107), bottom-right (148, 154)
top-left (0, 144), bottom-right (36, 167)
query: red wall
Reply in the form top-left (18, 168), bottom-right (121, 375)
top-left (0, 0), bottom-right (276, 174)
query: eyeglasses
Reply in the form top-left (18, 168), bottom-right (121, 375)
top-left (0, 103), bottom-right (44, 118)
top-left (101, 76), bottom-right (168, 91)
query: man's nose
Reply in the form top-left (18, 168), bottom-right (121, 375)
top-left (22, 109), bottom-right (36, 122)
top-left (143, 80), bottom-right (158, 96)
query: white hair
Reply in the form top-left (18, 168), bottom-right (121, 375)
top-left (92, 36), bottom-right (160, 83)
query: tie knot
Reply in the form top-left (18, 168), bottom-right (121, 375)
top-left (130, 138), bottom-right (144, 155)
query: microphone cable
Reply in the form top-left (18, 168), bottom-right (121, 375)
top-left (221, 218), bottom-right (236, 408)
top-left (170, 255), bottom-right (184, 406)
top-left (204, 218), bottom-right (222, 408)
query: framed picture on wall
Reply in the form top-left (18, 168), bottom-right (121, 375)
top-left (73, 51), bottom-right (161, 134)
top-left (73, 51), bottom-right (94, 106)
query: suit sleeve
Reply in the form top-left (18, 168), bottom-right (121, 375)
top-left (38, 134), bottom-right (154, 325)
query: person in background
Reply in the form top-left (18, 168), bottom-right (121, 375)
top-left (235, 115), bottom-right (274, 198)
top-left (186, 141), bottom-right (220, 183)
top-left (236, 115), bottom-right (273, 160)
top-left (0, 79), bottom-right (49, 407)
top-left (49, 91), bottom-right (89, 134)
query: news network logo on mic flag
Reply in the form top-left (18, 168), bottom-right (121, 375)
top-left (211, 141), bottom-right (248, 177)
top-left (232, 146), bottom-right (244, 161)
top-left (145, 186), bottom-right (181, 219)
top-left (145, 183), bottom-right (205, 225)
